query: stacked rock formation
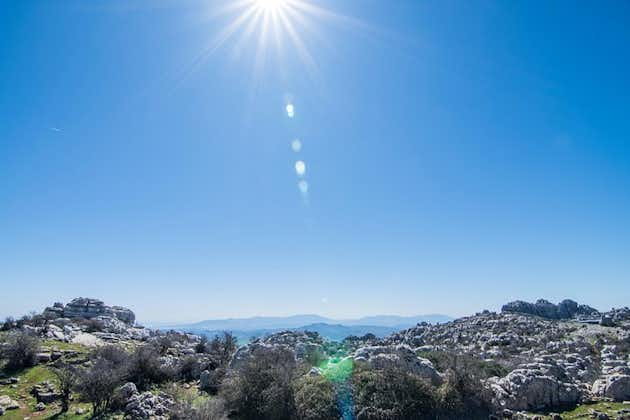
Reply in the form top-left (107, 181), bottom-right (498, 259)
top-left (43, 297), bottom-right (135, 325)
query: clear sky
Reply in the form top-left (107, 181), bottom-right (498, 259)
top-left (1, 0), bottom-right (629, 322)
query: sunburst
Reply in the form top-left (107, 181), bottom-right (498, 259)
top-left (190, 0), bottom-right (366, 84)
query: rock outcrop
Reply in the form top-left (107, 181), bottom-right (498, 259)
top-left (121, 382), bottom-right (174, 419)
top-left (487, 366), bottom-right (581, 411)
top-left (44, 297), bottom-right (135, 325)
top-left (501, 299), bottom-right (599, 320)
top-left (353, 344), bottom-right (443, 385)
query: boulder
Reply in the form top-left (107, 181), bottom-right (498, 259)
top-left (0, 395), bottom-right (19, 410)
top-left (125, 391), bottom-right (174, 419)
top-left (602, 375), bottom-right (630, 401)
top-left (488, 368), bottom-right (581, 411)
top-left (353, 344), bottom-right (443, 386)
top-left (119, 382), bottom-right (138, 401)
top-left (199, 370), bottom-right (211, 390)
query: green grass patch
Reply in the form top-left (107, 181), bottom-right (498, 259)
top-left (527, 401), bottom-right (629, 419)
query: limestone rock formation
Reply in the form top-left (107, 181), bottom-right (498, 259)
top-left (487, 367), bottom-right (581, 411)
top-left (353, 344), bottom-right (443, 386)
top-left (501, 299), bottom-right (599, 320)
top-left (44, 297), bottom-right (135, 325)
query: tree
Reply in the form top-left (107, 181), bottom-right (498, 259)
top-left (52, 363), bottom-right (79, 413)
top-left (76, 357), bottom-right (125, 416)
top-left (2, 330), bottom-right (40, 370)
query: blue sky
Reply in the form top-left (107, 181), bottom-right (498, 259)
top-left (1, 0), bottom-right (629, 322)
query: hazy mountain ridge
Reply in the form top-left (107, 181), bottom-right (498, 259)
top-left (155, 313), bottom-right (452, 331)
top-left (153, 313), bottom-right (453, 341)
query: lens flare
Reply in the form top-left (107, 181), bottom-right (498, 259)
top-left (286, 103), bottom-right (295, 118)
top-left (291, 139), bottom-right (302, 152)
top-left (295, 160), bottom-right (306, 177)
top-left (298, 179), bottom-right (308, 193)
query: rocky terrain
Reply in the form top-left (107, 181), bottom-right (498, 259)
top-left (1, 297), bottom-right (629, 419)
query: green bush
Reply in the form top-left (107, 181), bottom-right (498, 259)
top-left (352, 365), bottom-right (437, 420)
top-left (221, 347), bottom-right (297, 420)
top-left (293, 375), bottom-right (339, 420)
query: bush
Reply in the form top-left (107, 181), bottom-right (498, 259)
top-left (170, 396), bottom-right (228, 420)
top-left (199, 367), bottom-right (227, 394)
top-left (1, 316), bottom-right (15, 331)
top-left (127, 345), bottom-right (173, 390)
top-left (208, 332), bottom-right (238, 366)
top-left (221, 347), bottom-right (297, 420)
top-left (436, 368), bottom-right (493, 420)
top-left (352, 365), bottom-right (437, 420)
top-left (91, 344), bottom-right (130, 366)
top-left (293, 375), bottom-right (339, 420)
top-left (1, 330), bottom-right (41, 369)
top-left (195, 336), bottom-right (209, 354)
top-left (411, 351), bottom-right (495, 419)
top-left (417, 351), bottom-right (508, 379)
top-left (76, 357), bottom-right (125, 416)
top-left (178, 355), bottom-right (202, 382)
top-left (52, 362), bottom-right (79, 413)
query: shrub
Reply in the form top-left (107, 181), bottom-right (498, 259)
top-left (91, 344), bottom-right (130, 366)
top-left (221, 346), bottom-right (297, 420)
top-left (195, 336), bottom-right (209, 354)
top-left (178, 355), bottom-right (202, 382)
top-left (352, 365), bottom-right (437, 420)
top-left (199, 367), bottom-right (227, 394)
top-left (208, 332), bottom-right (237, 366)
top-left (293, 375), bottom-right (339, 420)
top-left (2, 330), bottom-right (41, 369)
top-left (127, 345), bottom-right (171, 390)
top-left (170, 396), bottom-right (228, 420)
top-left (415, 351), bottom-right (494, 419)
top-left (153, 333), bottom-right (176, 355)
top-left (1, 316), bottom-right (15, 331)
top-left (417, 350), bottom-right (508, 379)
top-left (76, 357), bottom-right (125, 416)
top-left (52, 362), bottom-right (79, 413)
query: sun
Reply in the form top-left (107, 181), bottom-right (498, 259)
top-left (190, 0), bottom-right (366, 85)
top-left (254, 0), bottom-right (287, 13)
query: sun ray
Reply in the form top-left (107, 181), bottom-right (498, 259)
top-left (275, 7), bottom-right (319, 79)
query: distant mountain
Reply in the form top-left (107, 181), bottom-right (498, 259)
top-left (292, 323), bottom-right (399, 341)
top-left (176, 314), bottom-right (333, 332)
top-left (154, 313), bottom-right (453, 342)
top-left (342, 314), bottom-right (453, 328)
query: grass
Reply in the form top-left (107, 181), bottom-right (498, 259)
top-left (0, 363), bottom-right (93, 419)
top-left (41, 340), bottom-right (90, 354)
top-left (527, 401), bottom-right (629, 419)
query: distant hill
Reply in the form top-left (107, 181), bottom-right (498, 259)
top-left (154, 313), bottom-right (453, 342)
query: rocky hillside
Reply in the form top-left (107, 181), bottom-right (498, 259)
top-left (1, 297), bottom-right (629, 419)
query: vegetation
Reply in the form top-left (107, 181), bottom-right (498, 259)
top-left (52, 362), bottom-right (80, 413)
top-left (352, 364), bottom-right (438, 420)
top-left (293, 375), bottom-right (339, 420)
top-left (1, 330), bottom-right (41, 370)
top-left (221, 347), bottom-right (298, 420)
top-left (75, 357), bottom-right (125, 416)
